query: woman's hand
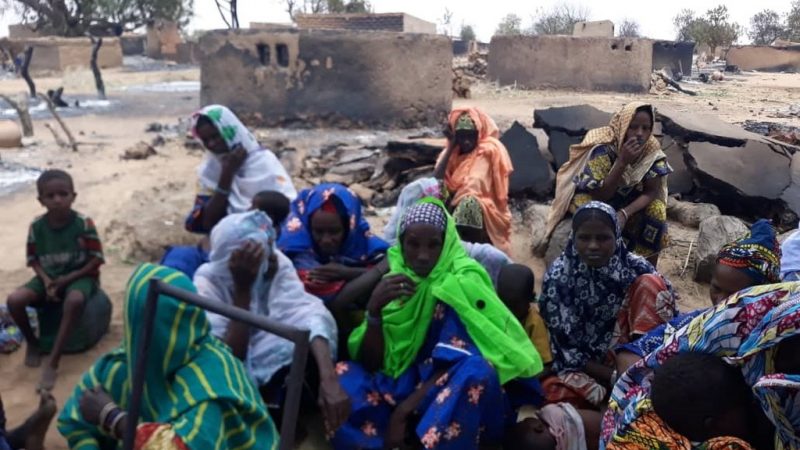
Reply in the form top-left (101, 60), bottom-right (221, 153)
top-left (318, 376), bottom-right (351, 434)
top-left (219, 145), bottom-right (248, 184)
top-left (79, 386), bottom-right (115, 425)
top-left (309, 263), bottom-right (351, 282)
top-left (229, 241), bottom-right (264, 293)
top-left (619, 137), bottom-right (644, 166)
top-left (616, 209), bottom-right (628, 230)
top-left (366, 275), bottom-right (416, 317)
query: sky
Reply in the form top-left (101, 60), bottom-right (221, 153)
top-left (0, 0), bottom-right (795, 41)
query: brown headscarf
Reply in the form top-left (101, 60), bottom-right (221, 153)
top-left (543, 102), bottom-right (667, 240)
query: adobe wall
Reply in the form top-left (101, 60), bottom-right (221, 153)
top-left (199, 29), bottom-right (452, 128)
top-left (146, 20), bottom-right (182, 59)
top-left (295, 13), bottom-right (435, 34)
top-left (572, 20), bottom-right (614, 38)
top-left (3, 37), bottom-right (123, 73)
top-left (488, 35), bottom-right (652, 92)
top-left (402, 14), bottom-right (437, 34)
top-left (727, 45), bottom-right (800, 72)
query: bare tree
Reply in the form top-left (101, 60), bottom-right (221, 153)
top-left (440, 8), bottom-right (454, 37)
top-left (530, 3), bottom-right (589, 35)
top-left (748, 9), bottom-right (784, 45)
top-left (495, 13), bottom-right (523, 36)
top-left (214, 0), bottom-right (239, 28)
top-left (618, 18), bottom-right (641, 37)
top-left (2, 0), bottom-right (193, 36)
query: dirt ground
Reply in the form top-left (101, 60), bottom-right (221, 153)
top-left (0, 64), bottom-right (799, 449)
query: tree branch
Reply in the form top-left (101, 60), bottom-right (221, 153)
top-left (38, 94), bottom-right (78, 152)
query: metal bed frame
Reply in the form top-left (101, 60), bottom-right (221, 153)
top-left (123, 278), bottom-right (310, 450)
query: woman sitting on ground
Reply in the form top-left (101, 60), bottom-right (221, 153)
top-left (278, 183), bottom-right (389, 303)
top-left (543, 102), bottom-right (672, 267)
top-left (615, 219), bottom-right (782, 374)
top-left (58, 263), bottom-right (276, 449)
top-left (539, 201), bottom-right (676, 409)
top-left (381, 177), bottom-right (512, 287)
top-left (331, 199), bottom-right (542, 450)
top-left (185, 104), bottom-right (297, 234)
top-left (434, 107), bottom-right (514, 254)
top-left (603, 282), bottom-right (800, 450)
top-left (193, 211), bottom-right (349, 435)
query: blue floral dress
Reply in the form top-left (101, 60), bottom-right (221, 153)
top-left (332, 303), bottom-right (541, 449)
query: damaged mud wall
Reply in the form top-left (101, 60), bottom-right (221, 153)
top-left (199, 29), bottom-right (452, 128)
top-left (0, 37), bottom-right (123, 73)
top-left (727, 45), bottom-right (800, 72)
top-left (488, 35), bottom-right (652, 92)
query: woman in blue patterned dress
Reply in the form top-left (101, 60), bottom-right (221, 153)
top-left (331, 199), bottom-right (543, 450)
top-left (539, 201), bottom-right (676, 408)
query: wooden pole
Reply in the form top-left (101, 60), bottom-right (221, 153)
top-left (89, 37), bottom-right (106, 100)
top-left (20, 46), bottom-right (36, 98)
top-left (38, 94), bottom-right (78, 152)
top-left (0, 93), bottom-right (33, 137)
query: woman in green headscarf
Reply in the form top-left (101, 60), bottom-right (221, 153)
top-left (57, 263), bottom-right (277, 450)
top-left (331, 198), bottom-right (542, 450)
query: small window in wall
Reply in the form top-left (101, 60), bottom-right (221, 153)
top-left (276, 44), bottom-right (290, 67)
top-left (257, 43), bottom-right (270, 65)
top-left (611, 43), bottom-right (619, 50)
top-left (625, 44), bottom-right (633, 51)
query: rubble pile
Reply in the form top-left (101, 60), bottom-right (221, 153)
top-left (452, 52), bottom-right (488, 99)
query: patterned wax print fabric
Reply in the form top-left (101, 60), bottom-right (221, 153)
top-left (602, 282), bottom-right (800, 450)
top-left (543, 102), bottom-right (670, 258)
top-left (332, 303), bottom-right (542, 450)
top-left (717, 218), bottom-right (781, 284)
top-left (540, 201), bottom-right (676, 373)
top-left (571, 144), bottom-right (672, 257)
top-left (58, 263), bottom-right (277, 450)
top-left (606, 411), bottom-right (755, 450)
top-left (278, 183), bottom-right (389, 302)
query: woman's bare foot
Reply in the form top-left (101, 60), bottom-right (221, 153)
top-left (25, 344), bottom-right (42, 368)
top-left (7, 393), bottom-right (57, 450)
top-left (38, 365), bottom-right (57, 392)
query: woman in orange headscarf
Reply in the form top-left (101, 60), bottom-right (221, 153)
top-left (434, 107), bottom-right (513, 254)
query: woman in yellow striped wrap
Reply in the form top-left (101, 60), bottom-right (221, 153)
top-left (57, 263), bottom-right (277, 450)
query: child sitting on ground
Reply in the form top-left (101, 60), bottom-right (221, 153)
top-left (6, 170), bottom-right (104, 391)
top-left (645, 352), bottom-right (770, 449)
top-left (161, 190), bottom-right (291, 278)
top-left (499, 263), bottom-right (601, 450)
top-left (497, 263), bottom-right (553, 367)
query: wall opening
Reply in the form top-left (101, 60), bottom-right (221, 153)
top-left (277, 43), bottom-right (290, 67)
top-left (611, 43), bottom-right (619, 50)
top-left (625, 44), bottom-right (632, 51)
top-left (256, 43), bottom-right (270, 65)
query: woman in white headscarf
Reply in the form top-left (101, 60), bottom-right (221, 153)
top-left (193, 211), bottom-right (350, 434)
top-left (185, 105), bottom-right (297, 234)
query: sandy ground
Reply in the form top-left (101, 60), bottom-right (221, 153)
top-left (0, 65), bottom-right (799, 448)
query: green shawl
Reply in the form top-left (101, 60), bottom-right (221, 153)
top-left (57, 263), bottom-right (277, 450)
top-left (349, 198), bottom-right (542, 384)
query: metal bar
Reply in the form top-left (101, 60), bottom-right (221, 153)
top-left (123, 279), bottom-right (161, 450)
top-left (123, 278), bottom-right (311, 450)
top-left (278, 329), bottom-right (308, 450)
